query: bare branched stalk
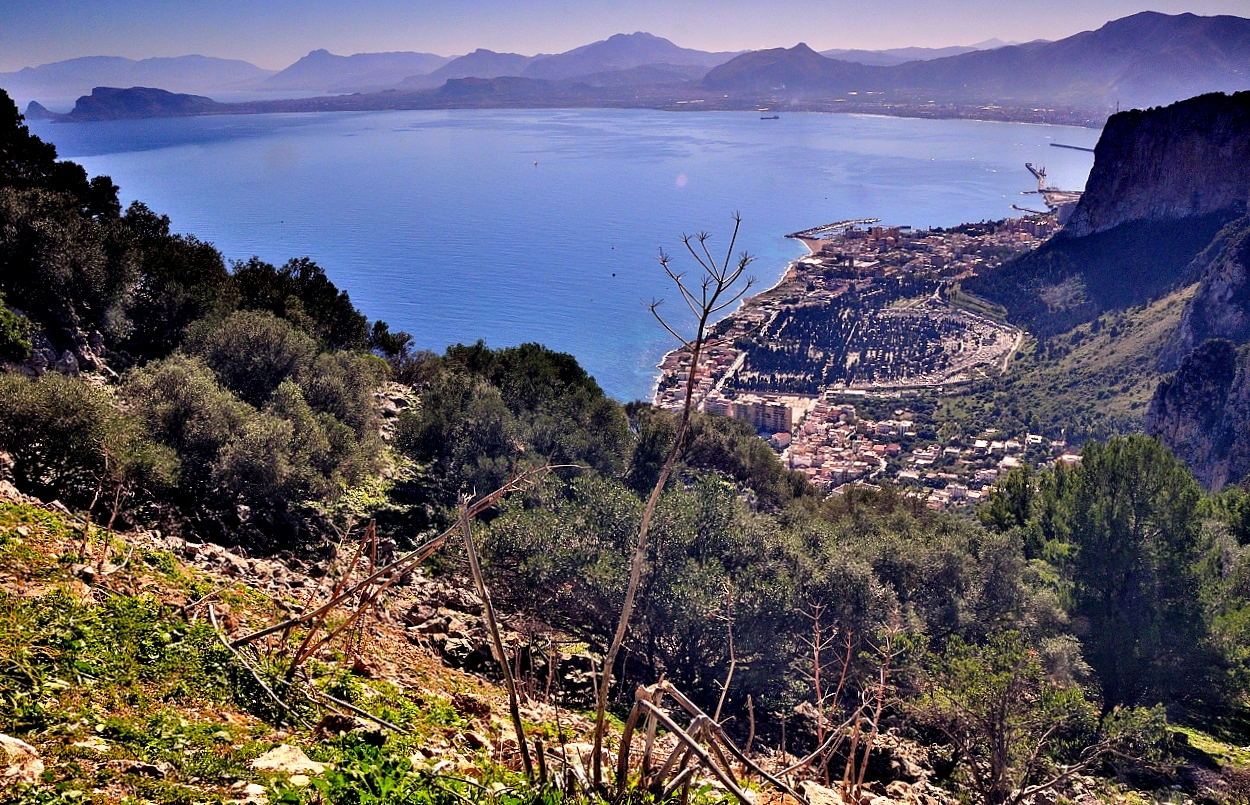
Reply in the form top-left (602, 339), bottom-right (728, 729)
top-left (854, 620), bottom-right (897, 793)
top-left (591, 215), bottom-right (755, 787)
top-left (845, 613), bottom-right (901, 802)
top-left (714, 580), bottom-right (736, 722)
top-left (459, 497), bottom-right (534, 781)
top-left (801, 604), bottom-right (851, 784)
top-left (745, 694), bottom-right (756, 756)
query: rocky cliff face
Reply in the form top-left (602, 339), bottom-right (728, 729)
top-left (1148, 339), bottom-right (1250, 490)
top-left (1160, 215), bottom-right (1250, 369)
top-left (1063, 92), bottom-right (1250, 238)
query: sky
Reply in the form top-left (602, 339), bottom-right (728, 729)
top-left (1, 0), bottom-right (1247, 72)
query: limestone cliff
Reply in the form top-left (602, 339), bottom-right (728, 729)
top-left (1160, 215), bottom-right (1250, 369)
top-left (63, 86), bottom-right (224, 122)
top-left (1063, 92), bottom-right (1250, 239)
top-left (1147, 339), bottom-right (1250, 490)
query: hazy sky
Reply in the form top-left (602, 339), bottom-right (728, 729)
top-left (2, 0), bottom-right (1247, 72)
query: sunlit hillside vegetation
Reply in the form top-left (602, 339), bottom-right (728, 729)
top-left (4, 87), bottom-right (1250, 805)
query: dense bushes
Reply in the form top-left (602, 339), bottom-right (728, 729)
top-left (232, 256), bottom-right (370, 351)
top-left (120, 322), bottom-right (383, 542)
top-left (0, 372), bottom-right (175, 515)
top-left (0, 90), bottom-right (389, 546)
top-left (476, 468), bottom-right (1064, 725)
top-left (394, 342), bottom-right (632, 509)
top-left (0, 290), bottom-right (32, 362)
top-left (628, 404), bottom-right (816, 507)
top-left (981, 435), bottom-right (1249, 713)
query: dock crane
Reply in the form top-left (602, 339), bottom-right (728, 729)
top-left (1019, 163), bottom-right (1083, 222)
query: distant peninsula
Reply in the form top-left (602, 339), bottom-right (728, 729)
top-left (58, 86), bottom-right (224, 121)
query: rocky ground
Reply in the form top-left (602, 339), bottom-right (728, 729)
top-left (0, 479), bottom-right (1243, 805)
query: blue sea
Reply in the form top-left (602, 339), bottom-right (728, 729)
top-left (29, 109), bottom-right (1098, 401)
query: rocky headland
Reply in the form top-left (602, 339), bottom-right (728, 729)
top-left (1062, 91), bottom-right (1250, 238)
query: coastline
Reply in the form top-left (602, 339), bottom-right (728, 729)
top-left (649, 211), bottom-right (1059, 408)
top-left (41, 94), bottom-right (1108, 129)
top-left (649, 238), bottom-right (808, 405)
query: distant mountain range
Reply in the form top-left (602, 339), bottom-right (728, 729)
top-left (396, 33), bottom-right (736, 91)
top-left (13, 12), bottom-right (1250, 124)
top-left (818, 39), bottom-right (1023, 67)
top-left (702, 12), bottom-right (1250, 112)
top-left (0, 55), bottom-right (274, 101)
top-left (0, 32), bottom-right (1003, 102)
top-left (261, 49), bottom-right (452, 93)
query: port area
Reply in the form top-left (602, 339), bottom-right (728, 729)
top-left (653, 214), bottom-right (1072, 499)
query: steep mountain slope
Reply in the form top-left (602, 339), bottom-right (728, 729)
top-left (1162, 216), bottom-right (1250, 368)
top-left (0, 54), bottom-right (273, 101)
top-left (521, 32), bottom-right (736, 80)
top-left (1063, 91), bottom-right (1250, 237)
top-left (888, 12), bottom-right (1250, 109)
top-left (263, 49), bottom-right (452, 92)
top-left (966, 91), bottom-right (1250, 339)
top-left (1148, 339), bottom-right (1250, 490)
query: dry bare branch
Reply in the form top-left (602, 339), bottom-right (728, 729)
top-left (459, 498), bottom-right (534, 781)
top-left (592, 217), bottom-right (755, 785)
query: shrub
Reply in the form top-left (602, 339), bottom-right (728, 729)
top-left (118, 202), bottom-right (233, 362)
top-left (915, 632), bottom-right (1100, 805)
top-left (0, 290), bottom-right (32, 362)
top-left (186, 310), bottom-right (317, 407)
top-left (0, 372), bottom-right (176, 513)
top-left (231, 256), bottom-right (369, 350)
top-left (0, 187), bottom-right (134, 346)
top-left (123, 350), bottom-right (381, 542)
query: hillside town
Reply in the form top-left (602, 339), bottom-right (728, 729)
top-left (654, 215), bottom-right (1072, 500)
top-left (779, 396), bottom-right (1080, 504)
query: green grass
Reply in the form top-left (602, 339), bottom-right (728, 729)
top-left (947, 285), bottom-right (1010, 321)
top-left (1174, 726), bottom-right (1250, 768)
top-left (935, 284), bottom-right (1194, 443)
top-left (0, 502), bottom-right (729, 805)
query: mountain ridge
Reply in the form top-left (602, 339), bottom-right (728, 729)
top-left (702, 11), bottom-right (1250, 113)
top-left (0, 54), bottom-right (274, 102)
top-left (262, 49), bottom-right (453, 92)
top-left (400, 49), bottom-right (543, 89)
top-left (12, 12), bottom-right (1250, 122)
top-left (520, 32), bottom-right (738, 80)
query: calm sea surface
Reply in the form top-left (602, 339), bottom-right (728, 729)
top-left (29, 109), bottom-right (1098, 401)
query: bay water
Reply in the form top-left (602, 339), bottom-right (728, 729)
top-left (29, 109), bottom-right (1098, 401)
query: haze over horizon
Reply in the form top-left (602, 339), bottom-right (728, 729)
top-left (3, 0), bottom-right (1248, 72)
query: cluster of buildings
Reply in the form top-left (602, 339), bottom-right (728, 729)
top-left (781, 396), bottom-right (1081, 505)
top-left (804, 216), bottom-right (1061, 278)
top-left (654, 216), bottom-right (1057, 412)
top-left (651, 214), bottom-right (1076, 506)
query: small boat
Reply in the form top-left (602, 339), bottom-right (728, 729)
top-left (760, 114), bottom-right (779, 120)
